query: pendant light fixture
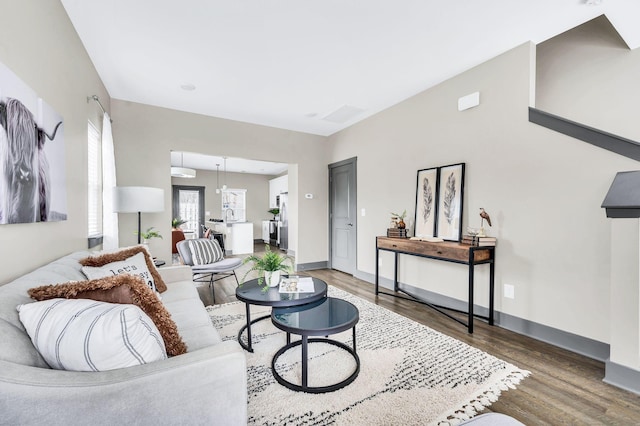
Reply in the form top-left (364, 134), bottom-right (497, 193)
top-left (171, 152), bottom-right (196, 178)
top-left (222, 157), bottom-right (228, 191)
top-left (215, 163), bottom-right (221, 194)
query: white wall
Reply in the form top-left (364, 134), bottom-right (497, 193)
top-left (327, 40), bottom-right (638, 344)
top-left (0, 0), bottom-right (110, 284)
top-left (111, 100), bottom-right (329, 265)
top-left (536, 15), bottom-right (640, 142)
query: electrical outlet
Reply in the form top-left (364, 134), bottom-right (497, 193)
top-left (504, 284), bottom-right (515, 299)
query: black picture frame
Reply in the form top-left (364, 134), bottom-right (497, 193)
top-left (414, 167), bottom-right (439, 238)
top-left (435, 163), bottom-right (465, 241)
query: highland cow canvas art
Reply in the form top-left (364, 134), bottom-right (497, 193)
top-left (0, 61), bottom-right (66, 224)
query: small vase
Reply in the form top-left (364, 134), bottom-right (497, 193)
top-left (264, 270), bottom-right (281, 287)
top-left (397, 218), bottom-right (406, 229)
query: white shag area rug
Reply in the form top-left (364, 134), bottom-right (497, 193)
top-left (207, 286), bottom-right (530, 425)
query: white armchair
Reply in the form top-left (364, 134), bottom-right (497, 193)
top-left (176, 238), bottom-right (242, 302)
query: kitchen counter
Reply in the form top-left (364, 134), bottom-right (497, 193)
top-left (209, 221), bottom-right (253, 255)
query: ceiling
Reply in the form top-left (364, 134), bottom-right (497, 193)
top-left (170, 151), bottom-right (288, 175)
top-left (62, 1), bottom-right (640, 137)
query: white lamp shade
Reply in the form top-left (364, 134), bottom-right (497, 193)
top-left (113, 187), bottom-right (165, 213)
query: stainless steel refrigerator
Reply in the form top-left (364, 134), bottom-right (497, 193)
top-left (278, 193), bottom-right (288, 251)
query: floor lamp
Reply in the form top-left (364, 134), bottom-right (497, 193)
top-left (113, 187), bottom-right (165, 244)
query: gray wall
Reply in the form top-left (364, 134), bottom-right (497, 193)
top-left (111, 100), bottom-right (329, 265)
top-left (0, 0), bottom-right (110, 284)
top-left (536, 15), bottom-right (640, 143)
top-left (1, 4), bottom-right (639, 368)
top-left (327, 38), bottom-right (638, 345)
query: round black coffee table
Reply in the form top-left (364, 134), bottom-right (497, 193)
top-left (235, 277), bottom-right (327, 352)
top-left (271, 297), bottom-right (360, 393)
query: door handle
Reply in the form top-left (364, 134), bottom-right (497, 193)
top-left (347, 223), bottom-right (353, 227)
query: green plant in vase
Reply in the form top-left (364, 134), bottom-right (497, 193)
top-left (135, 227), bottom-right (163, 244)
top-left (171, 217), bottom-right (187, 229)
top-left (241, 245), bottom-right (293, 291)
top-left (391, 210), bottom-right (407, 229)
top-left (268, 208), bottom-right (280, 220)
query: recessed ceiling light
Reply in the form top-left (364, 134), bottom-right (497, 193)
top-left (181, 83), bottom-right (196, 91)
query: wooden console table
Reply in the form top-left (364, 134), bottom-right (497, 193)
top-left (375, 236), bottom-right (495, 333)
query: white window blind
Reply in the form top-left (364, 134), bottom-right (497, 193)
top-left (88, 121), bottom-right (102, 237)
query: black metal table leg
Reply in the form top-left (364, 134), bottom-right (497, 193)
top-left (394, 252), bottom-right (399, 292)
top-left (245, 303), bottom-right (252, 350)
top-left (489, 256), bottom-right (495, 326)
top-left (301, 335), bottom-right (308, 388)
top-left (468, 251), bottom-right (475, 334)
top-left (237, 303), bottom-right (270, 352)
top-left (352, 326), bottom-right (357, 352)
top-left (375, 244), bottom-right (380, 295)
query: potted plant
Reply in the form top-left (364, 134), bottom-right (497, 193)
top-left (171, 218), bottom-right (187, 254)
top-left (391, 210), bottom-right (407, 229)
top-left (135, 227), bottom-right (163, 244)
top-left (268, 208), bottom-right (280, 220)
top-left (241, 245), bottom-right (293, 290)
top-left (171, 217), bottom-right (187, 229)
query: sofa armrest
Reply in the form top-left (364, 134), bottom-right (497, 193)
top-left (0, 341), bottom-right (247, 425)
top-left (157, 265), bottom-right (193, 284)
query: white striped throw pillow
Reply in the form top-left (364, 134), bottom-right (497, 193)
top-left (17, 298), bottom-right (167, 371)
top-left (187, 239), bottom-right (224, 265)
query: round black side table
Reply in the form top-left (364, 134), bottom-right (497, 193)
top-left (271, 297), bottom-right (360, 393)
top-left (235, 277), bottom-right (327, 352)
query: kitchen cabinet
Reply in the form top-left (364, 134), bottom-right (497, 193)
top-left (269, 175), bottom-right (288, 208)
top-left (262, 220), bottom-right (270, 243)
top-left (212, 222), bottom-right (254, 255)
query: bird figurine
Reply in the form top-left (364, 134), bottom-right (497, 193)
top-left (479, 208), bottom-right (492, 227)
top-left (479, 208), bottom-right (492, 237)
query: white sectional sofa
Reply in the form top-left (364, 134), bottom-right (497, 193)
top-left (0, 250), bottom-right (247, 425)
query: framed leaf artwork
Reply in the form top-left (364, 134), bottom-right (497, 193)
top-left (436, 163), bottom-right (465, 241)
top-left (414, 167), bottom-right (438, 238)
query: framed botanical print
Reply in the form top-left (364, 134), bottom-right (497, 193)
top-left (435, 163), bottom-right (465, 241)
top-left (414, 167), bottom-right (438, 238)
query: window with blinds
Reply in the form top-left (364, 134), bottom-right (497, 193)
top-left (88, 121), bottom-right (102, 238)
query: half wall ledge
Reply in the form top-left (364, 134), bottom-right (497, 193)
top-left (529, 107), bottom-right (640, 162)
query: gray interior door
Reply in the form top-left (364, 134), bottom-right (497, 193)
top-left (172, 185), bottom-right (205, 238)
top-left (329, 157), bottom-right (357, 274)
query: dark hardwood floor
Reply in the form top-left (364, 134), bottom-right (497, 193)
top-left (198, 245), bottom-right (640, 425)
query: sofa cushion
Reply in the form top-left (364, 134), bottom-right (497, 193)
top-left (0, 252), bottom-right (92, 367)
top-left (17, 298), bottom-right (167, 371)
top-left (80, 246), bottom-right (168, 293)
top-left (0, 318), bottom-right (50, 368)
top-left (81, 251), bottom-right (159, 293)
top-left (28, 275), bottom-right (187, 356)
